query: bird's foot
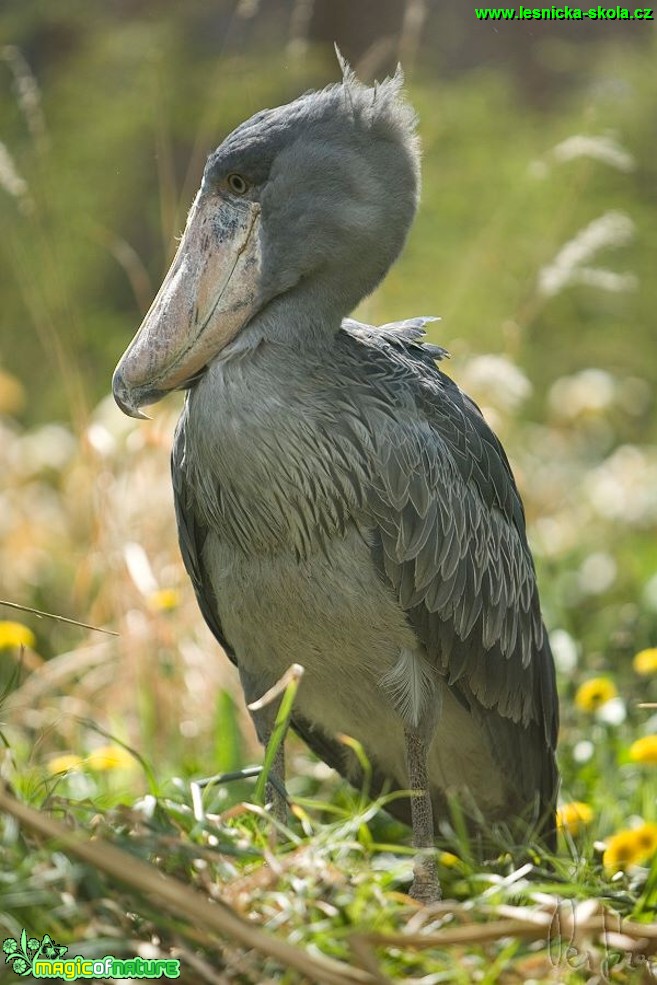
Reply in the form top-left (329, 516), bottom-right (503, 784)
top-left (409, 854), bottom-right (442, 904)
top-left (266, 781), bottom-right (289, 827)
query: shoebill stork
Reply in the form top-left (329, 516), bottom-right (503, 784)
top-left (113, 65), bottom-right (559, 903)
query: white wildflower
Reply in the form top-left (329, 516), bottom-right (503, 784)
top-left (458, 354), bottom-right (532, 412)
top-left (539, 211), bottom-right (635, 298)
top-left (549, 629), bottom-right (579, 673)
top-left (578, 552), bottom-right (617, 595)
top-left (2, 45), bottom-right (48, 149)
top-left (586, 445), bottom-right (657, 524)
top-left (17, 424), bottom-right (76, 473)
top-left (548, 368), bottom-right (616, 420)
top-left (236, 0), bottom-right (260, 16)
top-left (0, 141), bottom-right (31, 209)
top-left (572, 268), bottom-right (638, 293)
top-left (551, 134), bottom-right (635, 173)
top-left (573, 740), bottom-right (595, 763)
top-left (85, 423), bottom-right (116, 457)
top-left (596, 696), bottom-right (626, 726)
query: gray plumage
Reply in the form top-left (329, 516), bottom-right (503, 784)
top-left (114, 66), bottom-right (559, 900)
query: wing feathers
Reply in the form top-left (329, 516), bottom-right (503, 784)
top-left (337, 322), bottom-right (557, 753)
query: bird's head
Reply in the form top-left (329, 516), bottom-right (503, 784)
top-left (113, 64), bottom-right (420, 417)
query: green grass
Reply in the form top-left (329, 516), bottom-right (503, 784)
top-left (0, 750), bottom-right (655, 982)
top-left (1, 568), bottom-right (655, 982)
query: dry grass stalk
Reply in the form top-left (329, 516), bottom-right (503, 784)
top-left (0, 783), bottom-right (377, 985)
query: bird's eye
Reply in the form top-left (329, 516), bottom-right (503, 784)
top-left (226, 173), bottom-right (249, 195)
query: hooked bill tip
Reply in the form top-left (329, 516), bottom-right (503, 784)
top-left (112, 369), bottom-right (152, 420)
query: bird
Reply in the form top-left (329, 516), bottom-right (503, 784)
top-left (112, 62), bottom-right (559, 903)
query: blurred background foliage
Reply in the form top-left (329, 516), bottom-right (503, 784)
top-left (1, 0), bottom-right (656, 422)
top-left (0, 0), bottom-right (655, 823)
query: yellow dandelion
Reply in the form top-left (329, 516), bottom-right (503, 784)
top-left (557, 801), bottom-right (594, 836)
top-left (603, 830), bottom-right (643, 873)
top-left (629, 735), bottom-right (657, 765)
top-left (48, 754), bottom-right (84, 775)
top-left (0, 621), bottom-right (36, 650)
top-left (0, 368), bottom-right (26, 416)
top-left (148, 587), bottom-right (180, 612)
top-left (574, 677), bottom-right (617, 712)
top-left (633, 822), bottom-right (657, 857)
top-left (633, 648), bottom-right (657, 675)
top-left (634, 825), bottom-right (655, 859)
top-left (603, 824), bottom-right (657, 873)
top-left (85, 744), bottom-right (134, 771)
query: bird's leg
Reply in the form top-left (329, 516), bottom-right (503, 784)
top-left (404, 726), bottom-right (441, 903)
top-left (260, 724), bottom-right (288, 826)
top-left (240, 668), bottom-right (289, 825)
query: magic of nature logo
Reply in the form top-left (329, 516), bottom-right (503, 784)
top-left (2, 930), bottom-right (180, 979)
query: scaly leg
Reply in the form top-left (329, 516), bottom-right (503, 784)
top-left (405, 726), bottom-right (441, 903)
top-left (240, 667), bottom-right (289, 824)
top-left (260, 724), bottom-right (288, 825)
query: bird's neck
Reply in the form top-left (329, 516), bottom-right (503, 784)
top-left (246, 267), bottom-right (370, 352)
